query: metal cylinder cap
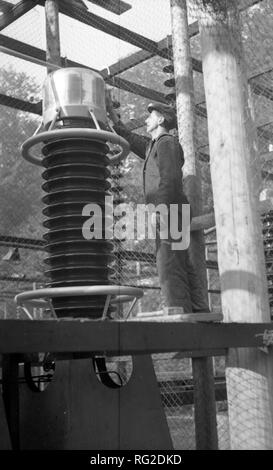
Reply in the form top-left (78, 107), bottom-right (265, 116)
top-left (42, 68), bottom-right (108, 129)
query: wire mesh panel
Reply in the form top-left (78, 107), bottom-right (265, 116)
top-left (95, 352), bottom-right (231, 450)
top-left (153, 354), bottom-right (230, 450)
top-left (153, 354), bottom-right (196, 450)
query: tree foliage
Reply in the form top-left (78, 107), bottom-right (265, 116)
top-left (0, 66), bottom-right (43, 237)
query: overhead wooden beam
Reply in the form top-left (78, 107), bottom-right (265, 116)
top-left (1, 3), bottom-right (268, 106)
top-left (0, 0), bottom-right (12, 13)
top-left (0, 44), bottom-right (62, 70)
top-left (0, 0), bottom-right (261, 77)
top-left (0, 32), bottom-right (91, 69)
top-left (99, 0), bottom-right (261, 78)
top-left (87, 0), bottom-right (132, 15)
top-left (99, 27), bottom-right (199, 78)
top-left (0, 0), bottom-right (38, 31)
top-left (0, 33), bottom-right (166, 104)
top-left (100, 49), bottom-right (156, 79)
top-left (101, 53), bottom-right (273, 111)
top-left (53, 0), bottom-right (273, 104)
top-left (1, 1), bottom-right (271, 142)
top-left (251, 82), bottom-right (273, 101)
top-left (101, 52), bottom-right (203, 79)
top-left (55, 0), bottom-right (169, 57)
top-left (0, 34), bottom-right (168, 104)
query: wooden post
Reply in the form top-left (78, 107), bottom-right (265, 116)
top-left (197, 0), bottom-right (273, 449)
top-left (45, 0), bottom-right (61, 73)
top-left (170, 0), bottom-right (218, 450)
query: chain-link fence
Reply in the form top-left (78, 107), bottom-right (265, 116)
top-left (0, 0), bottom-right (273, 449)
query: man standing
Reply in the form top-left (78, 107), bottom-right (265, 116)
top-left (106, 96), bottom-right (209, 313)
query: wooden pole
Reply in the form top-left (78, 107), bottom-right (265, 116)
top-left (45, 0), bottom-right (61, 74)
top-left (196, 0), bottom-right (273, 449)
top-left (170, 0), bottom-right (218, 450)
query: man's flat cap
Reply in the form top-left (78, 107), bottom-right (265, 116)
top-left (147, 102), bottom-right (177, 129)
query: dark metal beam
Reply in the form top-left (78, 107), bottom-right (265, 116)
top-left (0, 319), bottom-right (272, 354)
top-left (0, 0), bottom-right (38, 31)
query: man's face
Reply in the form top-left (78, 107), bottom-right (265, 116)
top-left (145, 110), bottom-right (164, 133)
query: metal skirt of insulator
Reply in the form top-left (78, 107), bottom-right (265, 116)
top-left (41, 136), bottom-right (116, 319)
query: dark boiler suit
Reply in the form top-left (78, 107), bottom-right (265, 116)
top-left (113, 121), bottom-right (210, 313)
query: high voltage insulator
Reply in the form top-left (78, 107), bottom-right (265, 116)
top-left (18, 68), bottom-right (142, 319)
top-left (41, 138), bottom-right (115, 317)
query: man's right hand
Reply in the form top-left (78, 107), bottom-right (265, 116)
top-left (105, 88), bottom-right (119, 125)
